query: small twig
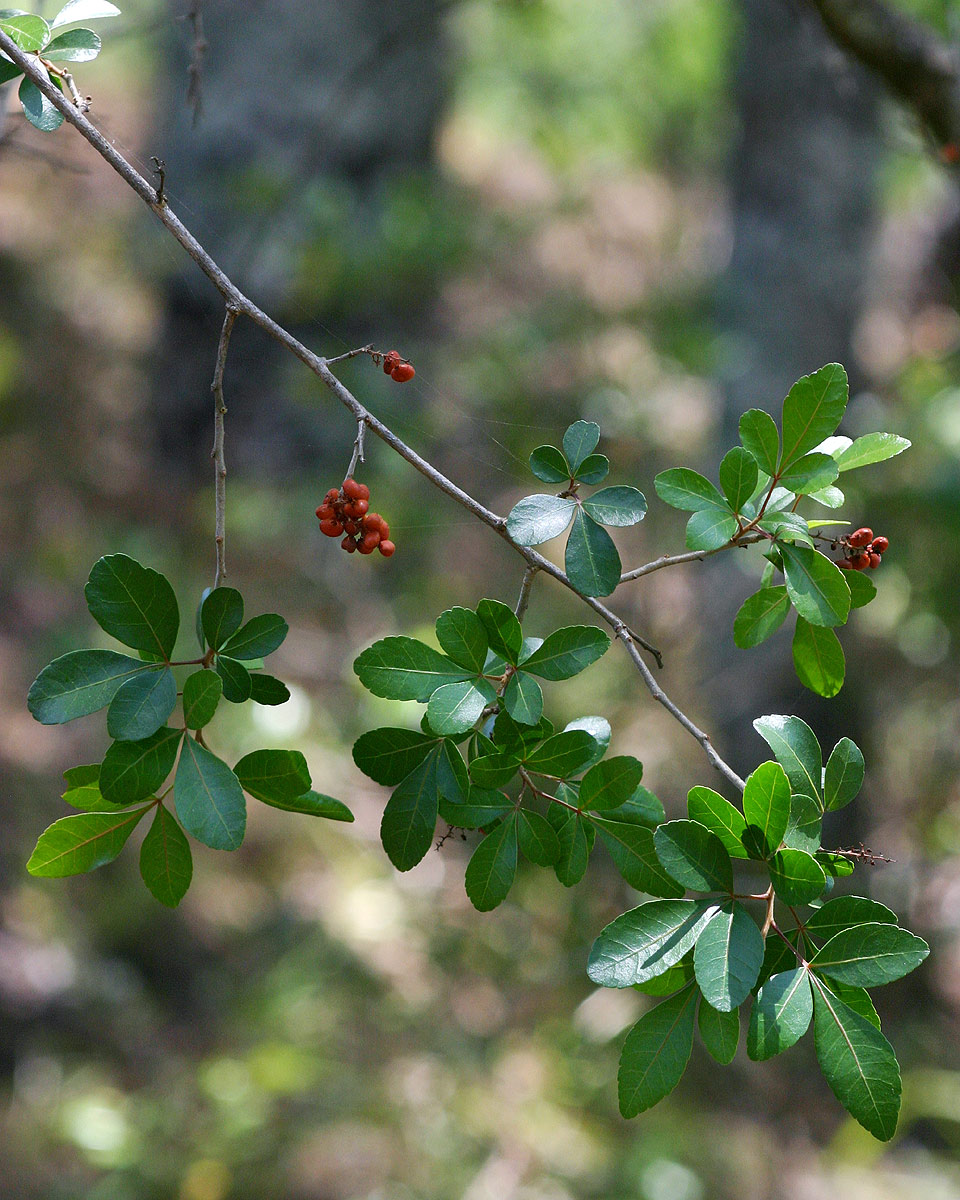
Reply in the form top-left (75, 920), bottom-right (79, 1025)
top-left (185, 0), bottom-right (207, 128)
top-left (344, 417), bottom-right (367, 481)
top-left (42, 60), bottom-right (89, 111)
top-left (150, 155), bottom-right (166, 206)
top-left (827, 843), bottom-right (896, 865)
top-left (761, 885), bottom-right (776, 937)
top-left (211, 306), bottom-right (239, 589)
top-left (620, 534), bottom-right (766, 583)
top-left (514, 565), bottom-right (539, 622)
top-left (326, 343), bottom-right (375, 367)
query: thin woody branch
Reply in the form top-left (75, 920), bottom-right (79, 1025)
top-left (210, 306), bottom-right (238, 589)
top-left (0, 29), bottom-right (741, 790)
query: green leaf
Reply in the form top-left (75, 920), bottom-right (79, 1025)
top-left (562, 420), bottom-right (600, 472)
top-left (741, 761), bottom-right (791, 857)
top-left (818, 851), bottom-right (855, 878)
top-left (739, 409), bottom-right (779, 476)
top-left (778, 452), bottom-right (839, 495)
top-left (747, 968), bottom-right (812, 1060)
top-left (381, 747), bottom-right (440, 870)
top-left (733, 586), bottom-right (790, 649)
top-left (824, 738), bottom-right (864, 811)
top-left (529, 444), bottom-right (570, 483)
top-left (634, 958), bottom-right (695, 995)
top-left (524, 729), bottom-right (598, 778)
top-left (2, 12), bottom-right (49, 51)
top-left (519, 625), bottom-right (610, 680)
top-left (770, 848), bottom-right (827, 904)
top-left (427, 678), bottom-right (494, 734)
top-left (836, 432), bottom-right (910, 472)
top-left (51, 0), bottom-right (120, 28)
top-left (846, 570), bottom-right (877, 609)
top-left (588, 899), bottom-right (720, 988)
top-left (694, 903), bottom-right (764, 1011)
top-left (0, 57), bottom-right (22, 84)
top-left (506, 494), bottom-right (577, 545)
top-left (503, 671), bottom-right (543, 725)
top-left (182, 669), bottom-right (222, 729)
top-left (607, 784), bottom-right (665, 827)
top-left (233, 748), bottom-right (311, 803)
top-left (469, 752), bottom-right (521, 788)
top-left (590, 818), bottom-right (685, 897)
top-left (435, 607), bottom-right (488, 673)
top-left (106, 667), bottom-right (176, 741)
top-left (574, 453), bottom-right (609, 484)
top-left (85, 554), bottom-right (179, 659)
top-left (654, 820), bottom-right (733, 892)
top-left (220, 613), bottom-right (288, 660)
top-left (793, 617), bottom-right (845, 697)
top-left (439, 785), bottom-right (513, 829)
top-left (618, 986), bottom-right (697, 1117)
top-left (804, 897), bottom-right (896, 946)
top-left (718, 447), bottom-right (759, 513)
top-left (62, 764), bottom-right (114, 812)
top-left (654, 468), bottom-right (728, 512)
top-left (565, 508), bottom-right (621, 597)
top-left (686, 787), bottom-right (748, 859)
top-left (248, 674), bottom-right (290, 705)
top-left (699, 999), bottom-right (740, 1064)
top-left (579, 756), bottom-right (643, 812)
top-left (810, 923), bottom-right (928, 987)
top-left (476, 598), bottom-right (523, 664)
top-left (811, 980), bottom-right (901, 1140)
top-left (200, 587), bottom-right (244, 650)
top-left (174, 736), bottom-right (245, 851)
top-left (685, 507), bottom-right (738, 551)
top-left (354, 636), bottom-right (472, 700)
top-left (780, 363), bottom-right (848, 471)
top-left (43, 26), bottom-right (100, 59)
top-left (821, 978), bottom-right (881, 1029)
top-left (563, 715), bottom-right (610, 766)
top-left (100, 726), bottom-right (182, 805)
top-left (353, 728), bottom-right (437, 785)
top-left (255, 790), bottom-right (354, 820)
top-left (780, 543), bottom-right (850, 628)
top-left (581, 485), bottom-right (647, 527)
top-left (553, 811), bottom-right (593, 886)
top-left (437, 737), bottom-right (472, 805)
top-left (753, 714), bottom-right (822, 806)
top-left (139, 805), bottom-right (192, 907)
top-left (214, 655), bottom-right (251, 703)
top-left (465, 814), bottom-right (519, 910)
top-left (808, 485), bottom-right (845, 508)
top-left (784, 793), bottom-right (822, 854)
top-left (518, 808), bottom-right (560, 866)
top-left (27, 807), bottom-right (150, 877)
top-left (28, 649), bottom-right (150, 725)
top-left (758, 512), bottom-right (813, 548)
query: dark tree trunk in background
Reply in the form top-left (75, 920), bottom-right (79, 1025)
top-left (709, 0), bottom-right (881, 783)
top-left (151, 0), bottom-right (447, 476)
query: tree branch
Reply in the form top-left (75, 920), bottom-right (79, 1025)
top-left (210, 306), bottom-right (238, 589)
top-left (0, 29), bottom-right (744, 790)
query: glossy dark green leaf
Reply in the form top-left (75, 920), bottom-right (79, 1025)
top-left (733, 586), bottom-right (791, 649)
top-left (654, 468), bottom-right (728, 512)
top-left (685, 507), bottom-right (738, 551)
top-left (758, 512), bottom-right (813, 548)
top-left (579, 756), bottom-right (643, 812)
top-left (804, 896), bottom-right (896, 945)
top-left (427, 678), bottom-right (495, 735)
top-left (607, 784), bottom-right (665, 827)
top-left (741, 761), bottom-right (791, 857)
top-left (0, 57), bottom-right (22, 85)
top-left (28, 649), bottom-right (151, 725)
top-left (820, 977), bottom-right (882, 1030)
top-left (778, 452), bottom-right (839, 495)
top-left (380, 747), bottom-right (439, 871)
top-left (846, 570), bottom-right (877, 609)
top-left (505, 494), bottom-right (577, 545)
top-left (811, 979), bottom-right (901, 1140)
top-left (824, 737), bottom-right (864, 811)
top-left (465, 814), bottom-right (519, 910)
top-left (581, 485), bottom-right (647, 527)
top-left (139, 804), bottom-right (192, 906)
top-left (562, 420), bottom-right (600, 473)
top-left (106, 667), bottom-right (176, 741)
top-left (182, 669), bottom-right (222, 729)
top-left (519, 625), bottom-right (610, 680)
top-left (85, 554), bottom-right (179, 659)
top-left (200, 586), bottom-right (244, 650)
top-left (215, 655), bottom-right (252, 703)
top-left (529, 444), bottom-right (570, 483)
top-left (694, 904), bottom-right (765, 1011)
top-left (793, 617), bottom-right (845, 698)
top-left (590, 818), bottom-right (685, 897)
top-left (747, 968), bottom-right (812, 1060)
top-left (754, 714), bottom-right (822, 806)
top-left (353, 727), bottom-right (437, 785)
top-left (476, 598), bottom-right (523, 664)
top-left (654, 820), bottom-right (733, 892)
top-left (220, 613), bottom-right (288, 660)
top-left (739, 409), bottom-right (779, 476)
top-left (518, 808), bottom-right (560, 866)
top-left (43, 26), bottom-right (100, 59)
top-left (438, 786), bottom-right (513, 829)
top-left (248, 674), bottom-right (290, 706)
top-left (174, 736), bottom-right (246, 851)
top-left (27, 806), bottom-right (150, 877)
top-left (770, 848), bottom-right (827, 904)
top-left (783, 793), bottom-right (822, 854)
top-left (255, 789), bottom-right (354, 820)
top-left (818, 851), bottom-right (855, 878)
top-left (686, 787), bottom-right (748, 859)
top-left (618, 985), bottom-right (697, 1118)
top-left (575, 453), bottom-right (609, 484)
top-left (524, 729), bottom-right (598, 778)
top-left (780, 363), bottom-right (848, 470)
top-left (468, 752), bottom-right (521, 788)
top-left (634, 958), bottom-right (695, 996)
top-left (836, 432), bottom-right (910, 472)
top-left (21, 76), bottom-right (64, 136)
top-left (780, 543), bottom-right (851, 628)
top-left (699, 999), bottom-right (740, 1064)
top-left (565, 509), bottom-right (621, 597)
top-left (100, 726), bottom-right (183, 805)
top-left (354, 636), bottom-right (472, 700)
top-left (588, 899), bottom-right (720, 988)
top-left (810, 922), bottom-right (929, 987)
top-left (563, 715), bottom-right (610, 767)
top-left (233, 748), bottom-right (311, 802)
top-left (553, 811), bottom-right (593, 886)
top-left (719, 447), bottom-right (759, 513)
top-left (503, 671), bottom-right (543, 725)
top-left (435, 607), bottom-right (488, 672)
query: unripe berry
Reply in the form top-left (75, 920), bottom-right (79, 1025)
top-left (391, 362), bottom-right (415, 383)
top-left (341, 535), bottom-right (357, 553)
top-left (343, 477), bottom-right (364, 500)
top-left (378, 539), bottom-right (396, 557)
top-left (871, 536), bottom-right (889, 554)
top-left (868, 552), bottom-right (882, 569)
top-left (848, 527), bottom-right (873, 548)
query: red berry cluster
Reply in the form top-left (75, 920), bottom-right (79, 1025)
top-left (315, 478), bottom-right (395, 557)
top-left (836, 527), bottom-right (889, 571)
top-left (382, 350), bottom-right (415, 383)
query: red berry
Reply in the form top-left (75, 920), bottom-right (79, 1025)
top-left (316, 503), bottom-right (335, 520)
top-left (378, 539), bottom-right (396, 557)
top-left (354, 498), bottom-right (369, 516)
top-left (868, 552), bottom-right (882, 569)
top-left (319, 519), bottom-right (342, 537)
top-left (390, 362), bottom-right (415, 383)
top-left (343, 477), bottom-right (363, 500)
top-left (343, 520), bottom-right (359, 535)
top-left (871, 536), bottom-right (889, 554)
top-left (377, 517), bottom-right (390, 539)
top-left (326, 487), bottom-right (339, 502)
top-left (362, 512), bottom-right (381, 531)
top-left (341, 535), bottom-right (357, 553)
top-left (383, 350), bottom-right (401, 375)
top-left (836, 558), bottom-right (852, 570)
top-left (848, 527), bottom-right (873, 548)
top-left (342, 501), bottom-right (360, 519)
top-left (357, 539), bottom-right (376, 555)
top-left (357, 483), bottom-right (370, 501)
top-left (361, 530), bottom-right (381, 551)
top-left (850, 552), bottom-right (869, 570)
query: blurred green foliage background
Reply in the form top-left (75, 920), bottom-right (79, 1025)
top-left (2, 0), bottom-right (960, 1197)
